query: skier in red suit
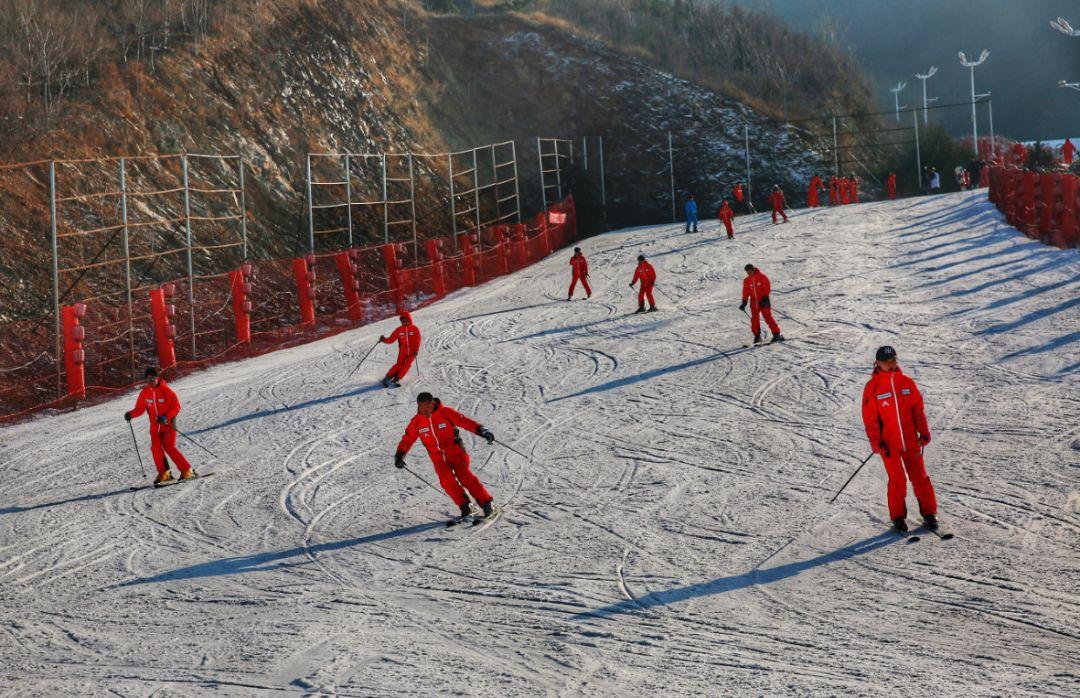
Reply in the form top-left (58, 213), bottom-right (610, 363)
top-left (739, 264), bottom-right (783, 344)
top-left (1063, 138), bottom-right (1076, 165)
top-left (395, 392), bottom-right (496, 522)
top-left (887, 172), bottom-right (897, 199)
top-left (807, 176), bottom-right (822, 208)
top-left (733, 183), bottom-right (745, 213)
top-left (840, 177), bottom-right (851, 204)
top-left (630, 255), bottom-right (657, 313)
top-left (861, 345), bottom-right (939, 532)
top-left (380, 312), bottom-right (421, 388)
top-left (125, 367), bottom-right (196, 486)
top-left (568, 247), bottom-right (591, 300)
top-left (829, 176), bottom-right (839, 206)
top-left (851, 175), bottom-right (860, 203)
top-left (717, 201), bottom-right (735, 239)
top-left (768, 185), bottom-right (788, 224)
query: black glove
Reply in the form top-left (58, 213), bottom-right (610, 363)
top-left (878, 441), bottom-right (890, 458)
top-left (394, 452), bottom-right (406, 469)
top-left (760, 296), bottom-right (771, 309)
top-left (379, 335), bottom-right (386, 342)
top-left (628, 282), bottom-right (634, 288)
top-left (157, 415), bottom-right (169, 425)
top-left (739, 300), bottom-right (747, 312)
top-left (477, 427), bottom-right (495, 445)
top-left (124, 412), bottom-right (132, 422)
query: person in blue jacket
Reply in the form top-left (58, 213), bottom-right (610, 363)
top-left (684, 193), bottom-right (698, 233)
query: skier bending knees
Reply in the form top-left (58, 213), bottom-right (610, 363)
top-left (395, 392), bottom-right (497, 522)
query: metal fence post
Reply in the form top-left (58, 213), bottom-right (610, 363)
top-left (744, 123), bottom-right (753, 211)
top-left (668, 130), bottom-right (676, 223)
top-left (511, 140), bottom-right (522, 223)
top-left (554, 141), bottom-right (563, 202)
top-left (599, 136), bottom-right (607, 209)
top-left (491, 143), bottom-right (500, 223)
top-left (381, 154), bottom-right (389, 244)
top-left (305, 154), bottom-right (315, 253)
top-left (182, 154), bottom-right (197, 359)
top-left (582, 137), bottom-right (588, 171)
top-left (537, 137), bottom-right (545, 209)
top-left (448, 152), bottom-right (458, 250)
top-left (119, 158), bottom-right (135, 383)
top-left (408, 154), bottom-right (418, 259)
top-left (50, 161), bottom-right (61, 397)
top-left (238, 158), bottom-right (248, 259)
top-left (344, 153), bottom-right (353, 247)
top-left (472, 147), bottom-right (481, 242)
top-left (832, 116), bottom-right (839, 178)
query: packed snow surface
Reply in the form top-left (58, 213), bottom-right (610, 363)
top-left (1, 191), bottom-right (1077, 696)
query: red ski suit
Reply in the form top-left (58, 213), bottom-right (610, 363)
top-left (734, 184), bottom-right (744, 204)
top-left (382, 317), bottom-right (421, 382)
top-left (569, 253), bottom-right (591, 298)
top-left (631, 260), bottom-right (657, 308)
top-left (396, 400), bottom-right (492, 507)
top-left (807, 177), bottom-right (821, 208)
top-left (717, 202), bottom-right (735, 238)
top-left (887, 173), bottom-right (897, 199)
top-left (1064, 138), bottom-right (1075, 165)
top-left (852, 178), bottom-right (860, 203)
top-left (128, 379), bottom-right (192, 475)
top-left (741, 270), bottom-right (781, 337)
top-left (768, 190), bottom-right (788, 223)
top-left (861, 366), bottom-right (938, 520)
top-left (829, 177), bottom-right (839, 205)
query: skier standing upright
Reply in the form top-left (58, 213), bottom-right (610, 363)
top-left (568, 247), bottom-right (591, 300)
top-left (739, 264), bottom-right (783, 344)
top-left (887, 172), bottom-right (897, 200)
top-left (395, 392), bottom-right (496, 523)
top-left (684, 194), bottom-right (699, 233)
top-left (768, 185), bottom-right (788, 224)
top-left (380, 312), bottom-right (421, 388)
top-left (630, 254), bottom-right (657, 313)
top-left (860, 346), bottom-right (939, 532)
top-left (717, 200), bottom-right (735, 239)
top-left (807, 175), bottom-right (822, 208)
top-left (125, 367), bottom-right (197, 486)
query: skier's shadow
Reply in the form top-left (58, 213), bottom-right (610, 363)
top-left (0, 487), bottom-right (132, 517)
top-left (114, 521), bottom-right (443, 587)
top-left (188, 383), bottom-right (383, 435)
top-left (572, 532), bottom-right (901, 620)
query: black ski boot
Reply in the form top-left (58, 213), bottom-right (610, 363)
top-left (635, 305), bottom-right (646, 314)
top-left (753, 332), bottom-right (764, 345)
top-left (892, 517), bottom-right (908, 532)
top-left (771, 333), bottom-right (785, 343)
top-left (922, 514), bottom-right (939, 531)
top-left (647, 306), bottom-right (658, 313)
top-left (459, 502), bottom-right (474, 519)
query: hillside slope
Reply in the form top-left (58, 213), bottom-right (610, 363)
top-left (1, 193), bottom-right (1077, 694)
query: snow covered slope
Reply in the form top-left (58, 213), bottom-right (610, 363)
top-left (1, 191), bottom-right (1077, 696)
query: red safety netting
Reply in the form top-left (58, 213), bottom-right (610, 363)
top-left (0, 196), bottom-right (577, 423)
top-left (987, 167), bottom-right (1079, 249)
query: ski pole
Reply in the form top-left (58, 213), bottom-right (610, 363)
top-left (128, 421), bottom-right (147, 479)
top-left (402, 464), bottom-right (447, 498)
top-left (346, 341), bottom-right (381, 380)
top-left (828, 452), bottom-right (875, 503)
top-left (493, 438), bottom-right (534, 464)
top-left (653, 285), bottom-right (676, 302)
top-left (772, 306), bottom-right (810, 328)
top-left (174, 427), bottom-right (220, 460)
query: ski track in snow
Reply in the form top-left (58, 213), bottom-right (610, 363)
top-left (0, 191), bottom-right (1078, 695)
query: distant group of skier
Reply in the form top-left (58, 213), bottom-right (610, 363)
top-left (125, 178), bottom-right (942, 534)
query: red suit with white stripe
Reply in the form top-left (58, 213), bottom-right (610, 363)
top-left (861, 366), bottom-right (938, 520)
top-left (768, 189), bottom-right (788, 223)
top-left (382, 313), bottom-right (421, 382)
top-left (807, 176), bottom-right (822, 208)
top-left (741, 269), bottom-right (781, 338)
top-left (569, 251), bottom-right (591, 299)
top-left (631, 259), bottom-right (657, 310)
top-left (396, 399), bottom-right (493, 507)
top-left (128, 379), bottom-right (192, 476)
top-left (718, 202), bottom-right (735, 238)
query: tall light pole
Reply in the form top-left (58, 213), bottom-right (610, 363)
top-left (1050, 17), bottom-right (1079, 36)
top-left (889, 82), bottom-right (907, 123)
top-left (959, 50), bottom-right (990, 156)
top-left (914, 67), bottom-right (938, 125)
top-left (1060, 80), bottom-right (1080, 93)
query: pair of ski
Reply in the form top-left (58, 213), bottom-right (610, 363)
top-left (744, 338), bottom-right (786, 349)
top-left (130, 471), bottom-right (215, 492)
top-left (446, 506), bottom-right (502, 529)
top-left (895, 525), bottom-right (954, 544)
